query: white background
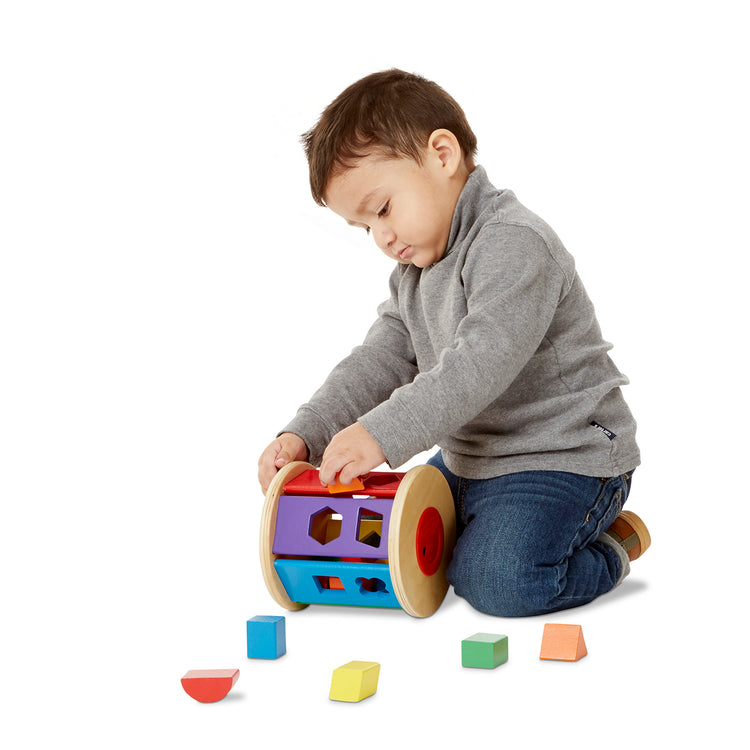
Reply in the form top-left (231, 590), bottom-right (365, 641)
top-left (2, 1), bottom-right (748, 747)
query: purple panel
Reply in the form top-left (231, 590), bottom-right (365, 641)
top-left (272, 495), bottom-right (393, 558)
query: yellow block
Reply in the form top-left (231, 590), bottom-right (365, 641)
top-left (329, 661), bottom-right (380, 702)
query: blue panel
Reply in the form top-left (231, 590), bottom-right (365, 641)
top-left (274, 559), bottom-right (401, 609)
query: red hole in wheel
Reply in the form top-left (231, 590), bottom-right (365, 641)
top-left (415, 506), bottom-right (444, 576)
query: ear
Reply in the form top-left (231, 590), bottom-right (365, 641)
top-left (426, 129), bottom-right (463, 176)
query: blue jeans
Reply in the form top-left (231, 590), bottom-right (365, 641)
top-left (428, 451), bottom-right (632, 617)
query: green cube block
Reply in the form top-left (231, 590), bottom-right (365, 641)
top-left (461, 633), bottom-right (509, 669)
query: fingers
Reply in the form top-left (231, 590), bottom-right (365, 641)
top-left (337, 465), bottom-right (362, 487)
top-left (258, 434), bottom-right (309, 494)
top-left (258, 443), bottom-right (281, 494)
top-left (317, 454), bottom-right (339, 487)
top-left (318, 437), bottom-right (354, 486)
top-left (318, 457), bottom-right (359, 487)
top-left (319, 423), bottom-right (386, 487)
top-left (274, 448), bottom-right (293, 469)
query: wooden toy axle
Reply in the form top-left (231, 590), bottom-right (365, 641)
top-left (259, 462), bottom-right (456, 618)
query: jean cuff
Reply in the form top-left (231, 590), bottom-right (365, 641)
top-left (598, 532), bottom-right (631, 586)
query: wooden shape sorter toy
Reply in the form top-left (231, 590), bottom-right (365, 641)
top-left (539, 623), bottom-right (588, 661)
top-left (259, 461), bottom-right (456, 617)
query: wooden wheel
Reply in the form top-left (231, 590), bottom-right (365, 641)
top-left (259, 460), bottom-right (313, 611)
top-left (388, 464), bottom-right (456, 617)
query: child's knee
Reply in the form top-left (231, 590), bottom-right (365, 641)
top-left (448, 550), bottom-right (556, 617)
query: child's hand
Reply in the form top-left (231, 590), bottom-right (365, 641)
top-left (258, 433), bottom-right (309, 494)
top-left (319, 422), bottom-right (386, 487)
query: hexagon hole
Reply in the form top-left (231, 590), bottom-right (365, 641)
top-left (309, 507), bottom-right (342, 545)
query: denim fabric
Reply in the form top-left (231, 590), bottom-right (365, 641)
top-left (428, 451), bottom-right (632, 617)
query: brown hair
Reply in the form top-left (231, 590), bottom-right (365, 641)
top-left (301, 69), bottom-right (478, 206)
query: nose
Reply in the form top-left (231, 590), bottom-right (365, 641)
top-left (375, 225), bottom-right (396, 251)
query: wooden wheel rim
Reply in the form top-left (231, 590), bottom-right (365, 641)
top-left (388, 465), bottom-right (456, 617)
top-left (259, 460), bottom-right (313, 611)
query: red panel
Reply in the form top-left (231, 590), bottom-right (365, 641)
top-left (284, 469), bottom-right (404, 498)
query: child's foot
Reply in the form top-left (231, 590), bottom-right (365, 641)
top-left (603, 511), bottom-right (651, 561)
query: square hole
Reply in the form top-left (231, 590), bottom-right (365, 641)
top-left (357, 508), bottom-right (383, 548)
top-left (313, 575), bottom-right (345, 592)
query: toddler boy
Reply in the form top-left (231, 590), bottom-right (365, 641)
top-left (258, 69), bottom-right (649, 616)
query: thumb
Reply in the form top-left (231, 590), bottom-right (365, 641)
top-left (274, 449), bottom-right (292, 468)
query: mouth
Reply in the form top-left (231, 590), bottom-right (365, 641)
top-left (397, 245), bottom-right (412, 260)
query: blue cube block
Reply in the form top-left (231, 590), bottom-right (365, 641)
top-left (246, 615), bottom-right (286, 659)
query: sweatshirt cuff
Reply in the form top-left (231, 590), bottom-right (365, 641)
top-left (358, 397), bottom-right (432, 470)
top-left (279, 406), bottom-right (337, 468)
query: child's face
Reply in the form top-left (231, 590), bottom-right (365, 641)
top-left (324, 136), bottom-right (467, 268)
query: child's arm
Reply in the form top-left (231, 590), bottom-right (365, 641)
top-left (275, 269), bottom-right (417, 472)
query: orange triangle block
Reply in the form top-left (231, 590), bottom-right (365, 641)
top-left (327, 475), bottom-right (365, 494)
top-left (539, 623), bottom-right (587, 661)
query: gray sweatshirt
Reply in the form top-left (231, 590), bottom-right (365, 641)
top-left (282, 166), bottom-right (640, 480)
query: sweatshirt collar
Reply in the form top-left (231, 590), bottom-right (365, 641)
top-left (443, 164), bottom-right (496, 259)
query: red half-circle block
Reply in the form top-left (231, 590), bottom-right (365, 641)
top-left (181, 669), bottom-right (239, 703)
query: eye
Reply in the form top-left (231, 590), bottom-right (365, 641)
top-left (377, 201), bottom-right (390, 218)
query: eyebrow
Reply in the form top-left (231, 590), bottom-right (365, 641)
top-left (341, 189), bottom-right (381, 228)
top-left (356, 188), bottom-right (381, 214)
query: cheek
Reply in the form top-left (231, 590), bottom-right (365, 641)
top-left (421, 207), bottom-right (446, 241)
top-left (399, 199), bottom-right (432, 238)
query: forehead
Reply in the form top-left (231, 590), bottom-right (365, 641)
top-left (324, 153), bottom-right (420, 213)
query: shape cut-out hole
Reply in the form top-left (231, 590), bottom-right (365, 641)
top-left (309, 507), bottom-right (342, 545)
top-left (355, 577), bottom-right (389, 596)
top-left (356, 508), bottom-right (383, 548)
top-left (314, 575), bottom-right (345, 592)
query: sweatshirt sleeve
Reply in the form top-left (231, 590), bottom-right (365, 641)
top-left (358, 223), bottom-right (573, 468)
top-left (279, 267), bottom-right (418, 466)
